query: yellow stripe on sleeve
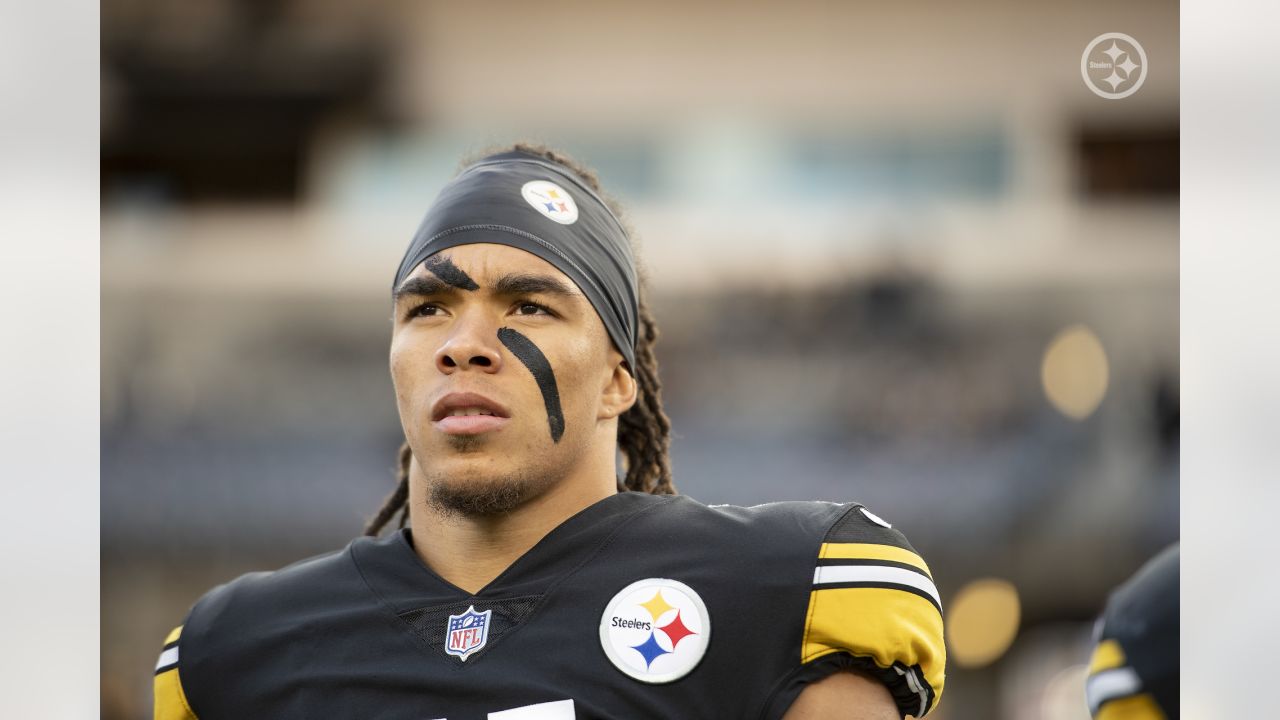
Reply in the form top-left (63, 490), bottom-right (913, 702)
top-left (154, 625), bottom-right (198, 720)
top-left (154, 666), bottom-right (197, 720)
top-left (819, 543), bottom-right (933, 577)
top-left (801, 586), bottom-right (946, 703)
top-left (1088, 639), bottom-right (1127, 675)
top-left (1095, 692), bottom-right (1165, 720)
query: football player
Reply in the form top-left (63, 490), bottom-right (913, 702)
top-left (1085, 544), bottom-right (1178, 719)
top-left (154, 144), bottom-right (946, 719)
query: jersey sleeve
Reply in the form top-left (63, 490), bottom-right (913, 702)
top-left (797, 503), bottom-right (946, 718)
top-left (1084, 639), bottom-right (1165, 720)
top-left (1085, 544), bottom-right (1178, 720)
top-left (153, 624), bottom-right (199, 720)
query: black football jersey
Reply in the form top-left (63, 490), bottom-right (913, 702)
top-left (1085, 544), bottom-right (1178, 720)
top-left (154, 492), bottom-right (945, 719)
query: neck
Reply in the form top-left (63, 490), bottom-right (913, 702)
top-left (406, 452), bottom-right (616, 595)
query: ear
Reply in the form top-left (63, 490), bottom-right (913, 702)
top-left (599, 351), bottom-right (639, 420)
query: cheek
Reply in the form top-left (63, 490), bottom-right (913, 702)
top-left (389, 342), bottom-right (408, 392)
top-left (549, 336), bottom-right (607, 417)
top-left (389, 333), bottom-right (430, 400)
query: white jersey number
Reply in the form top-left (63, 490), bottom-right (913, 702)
top-left (432, 698), bottom-right (575, 720)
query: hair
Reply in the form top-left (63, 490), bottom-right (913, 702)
top-left (364, 142), bottom-right (675, 537)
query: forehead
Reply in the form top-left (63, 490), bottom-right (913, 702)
top-left (405, 243), bottom-right (580, 291)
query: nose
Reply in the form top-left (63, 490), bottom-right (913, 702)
top-left (434, 312), bottom-right (504, 374)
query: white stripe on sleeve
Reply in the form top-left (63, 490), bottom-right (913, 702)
top-left (155, 645), bottom-right (179, 671)
top-left (1086, 666), bottom-right (1142, 713)
top-left (812, 565), bottom-right (942, 609)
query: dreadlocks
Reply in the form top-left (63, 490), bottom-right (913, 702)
top-left (364, 142), bottom-right (675, 537)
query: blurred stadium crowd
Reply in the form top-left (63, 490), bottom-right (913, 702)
top-left (101, 1), bottom-right (1178, 718)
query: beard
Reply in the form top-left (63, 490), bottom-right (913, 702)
top-left (423, 455), bottom-right (558, 518)
top-left (412, 412), bottom-right (589, 519)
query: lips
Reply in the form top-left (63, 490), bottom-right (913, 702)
top-left (431, 392), bottom-right (511, 421)
top-left (431, 391), bottom-right (511, 436)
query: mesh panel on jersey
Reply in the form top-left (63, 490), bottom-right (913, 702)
top-left (398, 595), bottom-right (543, 662)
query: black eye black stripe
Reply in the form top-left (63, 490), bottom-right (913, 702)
top-left (425, 254), bottom-right (479, 291)
top-left (497, 327), bottom-right (565, 443)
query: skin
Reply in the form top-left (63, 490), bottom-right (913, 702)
top-left (390, 243), bottom-right (637, 595)
top-left (781, 670), bottom-right (902, 719)
top-left (390, 242), bottom-right (900, 718)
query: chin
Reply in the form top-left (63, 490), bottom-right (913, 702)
top-left (450, 435), bottom-right (510, 454)
top-left (427, 472), bottom-right (546, 518)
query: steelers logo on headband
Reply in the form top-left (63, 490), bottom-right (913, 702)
top-left (394, 149), bottom-right (639, 372)
top-left (521, 180), bottom-right (579, 225)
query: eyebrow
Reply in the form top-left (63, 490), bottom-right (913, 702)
top-left (393, 272), bottom-right (581, 302)
top-left (489, 273), bottom-right (581, 299)
top-left (393, 275), bottom-right (451, 301)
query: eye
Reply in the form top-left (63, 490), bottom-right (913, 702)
top-left (406, 302), bottom-right (442, 320)
top-left (515, 300), bottom-right (554, 317)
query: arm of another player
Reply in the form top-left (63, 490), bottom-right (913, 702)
top-left (1085, 544), bottom-right (1178, 720)
top-left (782, 668), bottom-right (901, 720)
top-left (153, 625), bottom-right (199, 720)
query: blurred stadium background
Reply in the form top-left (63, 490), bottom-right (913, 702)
top-left (101, 1), bottom-right (1178, 718)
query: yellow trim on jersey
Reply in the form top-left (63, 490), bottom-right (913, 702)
top-left (154, 666), bottom-right (198, 720)
top-left (819, 542), bottom-right (933, 577)
top-left (1094, 692), bottom-right (1165, 720)
top-left (802, 585), bottom-right (946, 711)
top-left (1088, 639), bottom-right (1127, 675)
top-left (154, 625), bottom-right (198, 720)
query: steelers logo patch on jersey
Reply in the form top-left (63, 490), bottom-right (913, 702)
top-left (521, 180), bottom-right (579, 225)
top-left (599, 578), bottom-right (710, 683)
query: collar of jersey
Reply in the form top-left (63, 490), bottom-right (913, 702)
top-left (350, 491), bottom-right (670, 612)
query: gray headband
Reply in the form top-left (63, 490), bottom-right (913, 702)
top-left (394, 150), bottom-right (638, 371)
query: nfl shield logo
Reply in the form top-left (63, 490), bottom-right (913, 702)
top-left (445, 605), bottom-right (492, 661)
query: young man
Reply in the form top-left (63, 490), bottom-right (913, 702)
top-left (154, 145), bottom-right (946, 719)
